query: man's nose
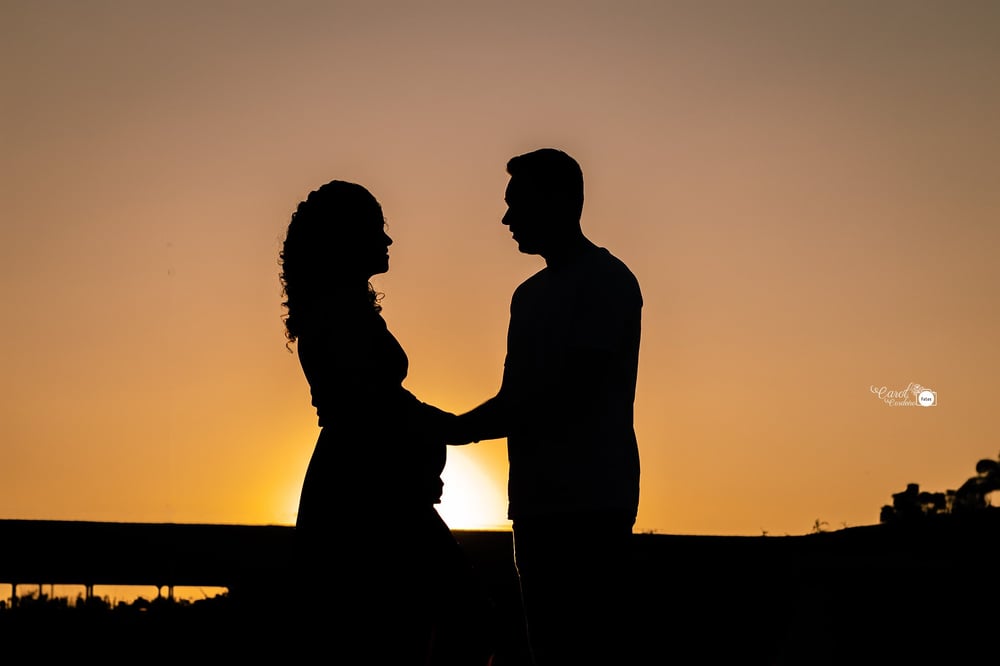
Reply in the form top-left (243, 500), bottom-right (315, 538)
top-left (502, 210), bottom-right (512, 226)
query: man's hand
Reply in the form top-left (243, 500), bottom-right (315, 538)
top-left (447, 395), bottom-right (510, 445)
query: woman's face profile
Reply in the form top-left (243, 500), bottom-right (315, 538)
top-left (368, 221), bottom-right (393, 277)
top-left (343, 199), bottom-right (392, 279)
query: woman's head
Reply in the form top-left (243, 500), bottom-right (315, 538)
top-left (279, 180), bottom-right (392, 344)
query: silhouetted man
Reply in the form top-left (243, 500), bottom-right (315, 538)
top-left (451, 148), bottom-right (642, 665)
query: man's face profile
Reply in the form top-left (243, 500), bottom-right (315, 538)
top-left (502, 176), bottom-right (556, 256)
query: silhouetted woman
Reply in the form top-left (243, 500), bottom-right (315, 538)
top-left (279, 180), bottom-right (493, 664)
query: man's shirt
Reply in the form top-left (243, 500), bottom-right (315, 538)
top-left (502, 243), bottom-right (642, 519)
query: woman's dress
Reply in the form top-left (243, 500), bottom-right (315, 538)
top-left (295, 306), bottom-right (447, 528)
top-left (291, 304), bottom-right (491, 662)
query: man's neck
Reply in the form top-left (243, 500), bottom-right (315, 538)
top-left (542, 233), bottom-right (596, 269)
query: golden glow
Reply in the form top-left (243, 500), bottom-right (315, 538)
top-left (437, 449), bottom-right (509, 531)
top-left (279, 481), bottom-right (303, 528)
top-left (1, 584), bottom-right (227, 605)
top-left (2, 2), bottom-right (998, 537)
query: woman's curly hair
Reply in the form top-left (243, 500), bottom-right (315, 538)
top-left (279, 180), bottom-right (383, 347)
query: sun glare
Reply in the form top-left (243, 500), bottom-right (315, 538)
top-left (281, 482), bottom-right (302, 526)
top-left (437, 449), bottom-right (509, 530)
top-left (277, 452), bottom-right (507, 530)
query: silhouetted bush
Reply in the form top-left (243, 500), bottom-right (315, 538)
top-left (881, 451), bottom-right (1000, 524)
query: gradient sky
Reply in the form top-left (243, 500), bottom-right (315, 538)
top-left (3, 0), bottom-right (998, 536)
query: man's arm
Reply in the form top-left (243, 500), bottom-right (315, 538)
top-left (446, 345), bottom-right (619, 446)
top-left (446, 393), bottom-right (510, 445)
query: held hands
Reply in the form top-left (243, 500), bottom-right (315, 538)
top-left (417, 402), bottom-right (480, 445)
top-left (438, 411), bottom-right (481, 446)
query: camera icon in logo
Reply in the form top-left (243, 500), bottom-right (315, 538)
top-left (918, 389), bottom-right (937, 407)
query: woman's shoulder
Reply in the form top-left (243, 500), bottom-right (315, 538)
top-left (297, 310), bottom-right (398, 368)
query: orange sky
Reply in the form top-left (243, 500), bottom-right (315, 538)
top-left (3, 1), bottom-right (998, 536)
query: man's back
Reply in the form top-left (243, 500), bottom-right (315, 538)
top-left (502, 242), bottom-right (642, 520)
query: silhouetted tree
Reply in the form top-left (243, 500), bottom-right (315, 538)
top-left (881, 451), bottom-right (1000, 523)
top-left (953, 452), bottom-right (1000, 513)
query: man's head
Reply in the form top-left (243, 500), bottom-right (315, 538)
top-left (502, 148), bottom-right (585, 257)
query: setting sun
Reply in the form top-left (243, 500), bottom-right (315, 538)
top-left (2, 0), bottom-right (997, 539)
top-left (437, 449), bottom-right (509, 531)
top-left (4, 3), bottom-right (1000, 662)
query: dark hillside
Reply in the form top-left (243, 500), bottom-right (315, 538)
top-left (1, 513), bottom-right (997, 664)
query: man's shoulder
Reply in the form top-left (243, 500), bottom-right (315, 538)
top-left (510, 247), bottom-right (642, 305)
top-left (591, 246), bottom-right (635, 275)
top-left (590, 247), bottom-right (642, 302)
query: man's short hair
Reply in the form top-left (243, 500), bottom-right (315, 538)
top-left (506, 148), bottom-right (584, 222)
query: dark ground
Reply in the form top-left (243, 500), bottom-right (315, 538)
top-left (1, 513), bottom-right (997, 664)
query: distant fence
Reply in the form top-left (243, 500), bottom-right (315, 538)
top-left (0, 520), bottom-right (296, 600)
top-left (2, 513), bottom-right (997, 603)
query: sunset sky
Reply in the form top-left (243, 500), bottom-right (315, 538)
top-left (3, 0), bottom-right (998, 537)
